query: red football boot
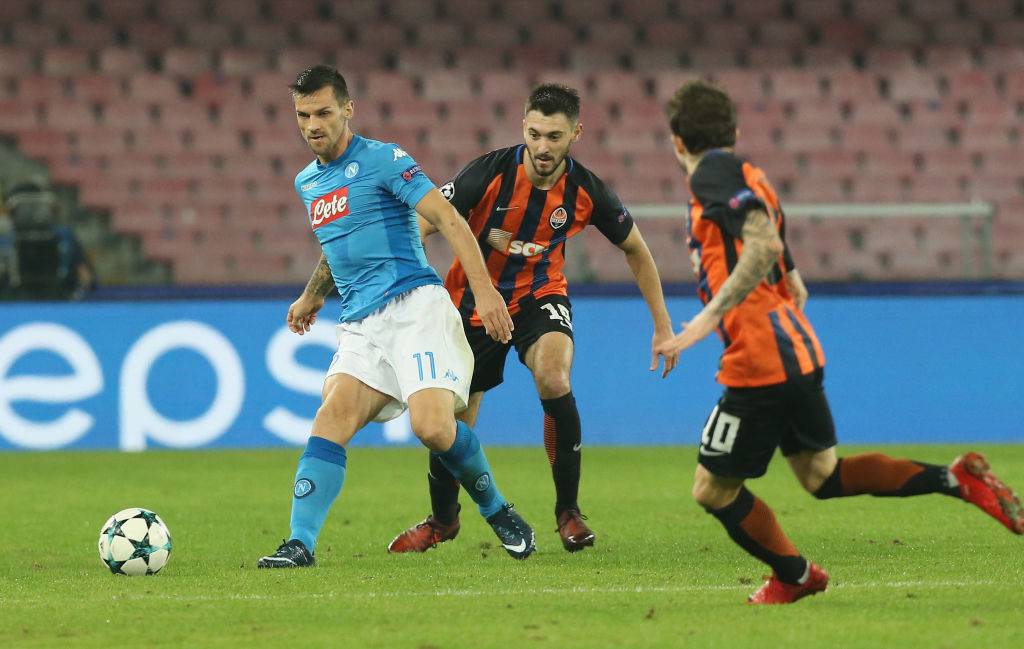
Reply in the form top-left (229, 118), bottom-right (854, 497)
top-left (387, 513), bottom-right (460, 553)
top-left (748, 562), bottom-right (829, 605)
top-left (557, 509), bottom-right (596, 552)
top-left (949, 452), bottom-right (1024, 534)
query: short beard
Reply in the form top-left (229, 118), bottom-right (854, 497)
top-left (530, 152), bottom-right (563, 177)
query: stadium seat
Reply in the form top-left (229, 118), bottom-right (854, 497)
top-left (126, 22), bottom-right (180, 53)
top-left (66, 23), bottom-right (120, 49)
top-left (239, 23), bottom-right (295, 50)
top-left (127, 74), bottom-right (182, 103)
top-left (162, 48), bottom-right (216, 76)
top-left (42, 48), bottom-right (94, 76)
top-left (219, 49), bottom-right (271, 76)
top-left (183, 23), bottom-right (235, 49)
top-left (932, 20), bottom-right (987, 47)
top-left (98, 48), bottom-right (148, 75)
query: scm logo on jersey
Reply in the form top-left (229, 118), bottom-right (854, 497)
top-left (508, 240), bottom-right (546, 257)
top-left (309, 187), bottom-right (350, 229)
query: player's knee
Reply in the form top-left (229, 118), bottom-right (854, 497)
top-left (409, 412), bottom-right (454, 451)
top-left (311, 403), bottom-right (360, 442)
top-left (534, 369), bottom-right (571, 400)
top-left (692, 477), bottom-right (731, 510)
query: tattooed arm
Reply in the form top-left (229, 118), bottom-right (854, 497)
top-left (655, 210), bottom-right (784, 356)
top-left (287, 253), bottom-right (334, 335)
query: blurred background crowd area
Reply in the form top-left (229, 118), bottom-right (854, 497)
top-left (0, 0), bottom-right (1022, 293)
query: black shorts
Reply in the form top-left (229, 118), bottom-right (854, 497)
top-left (464, 294), bottom-right (574, 393)
top-left (697, 368), bottom-right (837, 479)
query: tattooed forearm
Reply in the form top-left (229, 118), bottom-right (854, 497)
top-left (705, 211), bottom-right (783, 318)
top-left (304, 253), bottom-right (334, 297)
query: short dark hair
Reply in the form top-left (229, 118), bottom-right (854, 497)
top-left (525, 83), bottom-right (580, 122)
top-left (666, 80), bottom-right (737, 155)
top-left (290, 64), bottom-right (350, 104)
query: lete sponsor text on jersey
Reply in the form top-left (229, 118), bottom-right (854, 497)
top-left (310, 187), bottom-right (350, 229)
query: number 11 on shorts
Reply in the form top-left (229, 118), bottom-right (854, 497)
top-left (413, 351), bottom-right (436, 381)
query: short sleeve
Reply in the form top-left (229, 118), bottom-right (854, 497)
top-left (438, 150), bottom-right (504, 217)
top-left (379, 144), bottom-right (435, 209)
top-left (689, 153), bottom-right (766, 240)
top-left (588, 178), bottom-right (635, 245)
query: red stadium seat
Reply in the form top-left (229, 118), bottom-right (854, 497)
top-left (849, 0), bottom-right (902, 20)
top-left (863, 48), bottom-right (917, 70)
top-left (45, 100), bottom-right (100, 131)
top-left (125, 22), bottom-right (179, 53)
top-left (66, 23), bottom-right (119, 49)
top-left (72, 74), bottom-right (122, 103)
top-left (412, 21), bottom-right (465, 49)
top-left (678, 0), bottom-right (729, 19)
top-left (471, 23), bottom-right (521, 48)
top-left (388, 0), bottom-right (441, 23)
top-left (478, 72), bottom-right (533, 101)
top-left (219, 49), bottom-right (271, 76)
top-left (583, 22), bottom-right (638, 49)
top-left (239, 23), bottom-right (295, 49)
top-left (758, 20), bottom-right (809, 47)
top-left (11, 23), bottom-right (62, 47)
top-left (17, 75), bottom-right (68, 104)
top-left (98, 48), bottom-right (148, 75)
top-left (909, 0), bottom-right (959, 19)
top-left (126, 74), bottom-right (182, 103)
top-left (43, 48), bottom-right (94, 76)
top-left (156, 101), bottom-right (213, 130)
top-left (39, 0), bottom-right (90, 22)
top-left (183, 23), bottom-right (234, 48)
top-left (818, 21), bottom-right (870, 49)
top-left (191, 74), bottom-right (247, 105)
top-left (421, 71), bottom-right (475, 101)
top-left (885, 71), bottom-right (941, 102)
top-left (328, 0), bottom-right (382, 23)
top-left (294, 22), bottom-right (348, 49)
top-left (100, 101), bottom-right (155, 129)
top-left (921, 47), bottom-right (976, 70)
top-left (932, 21), bottom-right (987, 46)
top-left (70, 126), bottom-right (130, 156)
top-left (991, 21), bottom-right (1024, 45)
top-left (162, 48), bottom-right (216, 76)
top-left (450, 46), bottom-right (508, 72)
top-left (210, 0), bottom-right (266, 22)
top-left (275, 48), bottom-right (330, 75)
top-left (903, 100), bottom-right (959, 129)
top-left (631, 48), bottom-right (684, 70)
top-left (97, 0), bottom-right (150, 21)
top-left (959, 124), bottom-right (1015, 153)
top-left (643, 22), bottom-right (693, 48)
top-left (825, 70), bottom-right (879, 101)
top-left (700, 23), bottom-right (752, 48)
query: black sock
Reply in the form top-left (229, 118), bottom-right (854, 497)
top-left (708, 487), bottom-right (808, 585)
top-left (427, 453), bottom-right (460, 525)
top-left (814, 455), bottom-right (961, 499)
top-left (541, 392), bottom-right (582, 517)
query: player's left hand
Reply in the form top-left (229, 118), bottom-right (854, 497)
top-left (655, 310), bottom-right (721, 357)
top-left (650, 328), bottom-right (680, 378)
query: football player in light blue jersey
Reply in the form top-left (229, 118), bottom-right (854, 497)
top-left (258, 65), bottom-right (536, 568)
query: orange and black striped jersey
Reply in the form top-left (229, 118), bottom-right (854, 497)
top-left (687, 149), bottom-right (825, 388)
top-left (441, 145), bottom-right (634, 323)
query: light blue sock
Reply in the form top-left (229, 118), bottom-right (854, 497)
top-left (432, 421), bottom-right (505, 518)
top-left (288, 436), bottom-right (346, 552)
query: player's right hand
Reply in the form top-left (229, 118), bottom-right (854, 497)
top-left (474, 285), bottom-right (513, 343)
top-left (287, 292), bottom-right (325, 335)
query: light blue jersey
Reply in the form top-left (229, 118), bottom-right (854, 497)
top-left (295, 135), bottom-right (440, 322)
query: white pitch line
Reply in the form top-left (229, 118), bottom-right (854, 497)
top-left (0, 580), bottom-right (1014, 605)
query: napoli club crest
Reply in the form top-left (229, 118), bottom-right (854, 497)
top-left (549, 206), bottom-right (568, 229)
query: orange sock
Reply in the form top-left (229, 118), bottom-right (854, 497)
top-left (709, 487), bottom-right (807, 584)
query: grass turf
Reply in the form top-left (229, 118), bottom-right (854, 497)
top-left (1, 444), bottom-right (1021, 648)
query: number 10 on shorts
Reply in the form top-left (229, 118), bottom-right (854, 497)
top-left (413, 351), bottom-right (436, 381)
top-left (700, 405), bottom-right (740, 455)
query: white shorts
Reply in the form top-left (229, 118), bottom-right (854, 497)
top-left (326, 284), bottom-right (474, 422)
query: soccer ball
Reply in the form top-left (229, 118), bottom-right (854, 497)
top-left (98, 508), bottom-right (173, 576)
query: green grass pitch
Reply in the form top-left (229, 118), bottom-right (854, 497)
top-left (1, 444), bottom-right (1021, 648)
